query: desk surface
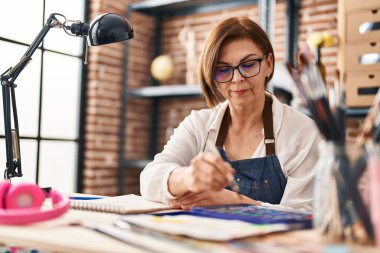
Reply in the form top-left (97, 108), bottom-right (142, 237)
top-left (0, 208), bottom-right (377, 253)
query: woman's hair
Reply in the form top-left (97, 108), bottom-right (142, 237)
top-left (198, 17), bottom-right (275, 107)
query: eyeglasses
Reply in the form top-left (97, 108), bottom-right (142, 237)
top-left (214, 54), bottom-right (267, 83)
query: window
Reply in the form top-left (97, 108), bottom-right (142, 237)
top-left (0, 0), bottom-right (86, 193)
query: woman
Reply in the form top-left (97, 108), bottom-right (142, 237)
top-left (140, 17), bottom-right (321, 211)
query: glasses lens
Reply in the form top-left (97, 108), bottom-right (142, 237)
top-left (238, 60), bottom-right (260, 78)
top-left (215, 67), bottom-right (233, 83)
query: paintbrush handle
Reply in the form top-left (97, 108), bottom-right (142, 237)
top-left (205, 140), bottom-right (240, 194)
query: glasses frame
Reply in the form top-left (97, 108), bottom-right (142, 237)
top-left (214, 54), bottom-right (268, 83)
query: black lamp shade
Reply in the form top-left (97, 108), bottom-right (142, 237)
top-left (87, 13), bottom-right (134, 46)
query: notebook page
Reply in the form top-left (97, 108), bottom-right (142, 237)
top-left (70, 194), bottom-right (171, 214)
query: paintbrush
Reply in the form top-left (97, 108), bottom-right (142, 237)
top-left (205, 140), bottom-right (241, 195)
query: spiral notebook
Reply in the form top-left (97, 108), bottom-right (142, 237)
top-left (70, 194), bottom-right (171, 214)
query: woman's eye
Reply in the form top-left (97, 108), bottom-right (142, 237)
top-left (241, 61), bottom-right (256, 69)
top-left (217, 67), bottom-right (231, 73)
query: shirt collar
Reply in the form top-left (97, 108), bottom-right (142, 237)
top-left (209, 100), bottom-right (229, 131)
top-left (208, 92), bottom-right (284, 138)
top-left (271, 93), bottom-right (284, 138)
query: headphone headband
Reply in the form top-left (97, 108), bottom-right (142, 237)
top-left (0, 182), bottom-right (70, 225)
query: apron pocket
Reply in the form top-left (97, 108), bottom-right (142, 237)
top-left (238, 179), bottom-right (273, 203)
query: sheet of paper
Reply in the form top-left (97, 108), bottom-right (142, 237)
top-left (120, 214), bottom-right (288, 241)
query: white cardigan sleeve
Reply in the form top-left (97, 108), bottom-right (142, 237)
top-left (140, 111), bottom-right (205, 204)
top-left (261, 107), bottom-right (322, 212)
top-left (277, 133), bottom-right (321, 212)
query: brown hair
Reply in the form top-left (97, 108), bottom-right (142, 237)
top-left (198, 17), bottom-right (275, 107)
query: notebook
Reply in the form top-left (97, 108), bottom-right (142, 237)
top-left (70, 194), bottom-right (171, 214)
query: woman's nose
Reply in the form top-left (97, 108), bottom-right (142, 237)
top-left (231, 68), bottom-right (245, 83)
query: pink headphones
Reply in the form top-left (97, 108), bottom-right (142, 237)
top-left (0, 181), bottom-right (70, 225)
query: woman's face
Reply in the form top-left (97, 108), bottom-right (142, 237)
top-left (215, 38), bottom-right (273, 107)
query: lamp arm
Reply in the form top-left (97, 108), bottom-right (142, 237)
top-left (1, 12), bottom-right (133, 180)
top-left (6, 14), bottom-right (63, 82)
top-left (1, 13), bottom-right (64, 180)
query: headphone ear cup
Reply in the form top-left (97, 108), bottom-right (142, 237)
top-left (0, 182), bottom-right (69, 225)
top-left (4, 183), bottom-right (45, 210)
top-left (0, 182), bottom-right (12, 209)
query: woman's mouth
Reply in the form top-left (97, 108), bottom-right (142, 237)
top-left (232, 89), bottom-right (248, 96)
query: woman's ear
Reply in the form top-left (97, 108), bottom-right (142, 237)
top-left (266, 53), bottom-right (274, 75)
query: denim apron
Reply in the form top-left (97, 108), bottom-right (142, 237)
top-left (216, 94), bottom-right (287, 204)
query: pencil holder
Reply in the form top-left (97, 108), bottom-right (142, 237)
top-left (313, 141), bottom-right (339, 234)
top-left (313, 141), bottom-right (372, 243)
top-left (367, 153), bottom-right (380, 247)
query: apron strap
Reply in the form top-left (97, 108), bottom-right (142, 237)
top-left (215, 93), bottom-right (276, 156)
top-left (216, 107), bottom-right (230, 147)
top-left (263, 93), bottom-right (275, 156)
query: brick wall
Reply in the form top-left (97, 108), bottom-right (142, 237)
top-left (298, 0), bottom-right (338, 87)
top-left (122, 11), bottom-right (156, 194)
top-left (84, 0), bottom-right (139, 195)
top-left (274, 0), bottom-right (287, 62)
top-left (83, 0), bottom-right (361, 195)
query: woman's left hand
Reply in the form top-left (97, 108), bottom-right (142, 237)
top-left (169, 189), bottom-right (243, 210)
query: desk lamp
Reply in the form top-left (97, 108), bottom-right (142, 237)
top-left (1, 13), bottom-right (134, 180)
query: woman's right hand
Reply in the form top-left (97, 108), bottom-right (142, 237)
top-left (168, 152), bottom-right (235, 196)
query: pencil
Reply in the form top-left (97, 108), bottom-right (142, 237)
top-left (69, 196), bottom-right (104, 200)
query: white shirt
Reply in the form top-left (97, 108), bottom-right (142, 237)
top-left (140, 94), bottom-right (321, 211)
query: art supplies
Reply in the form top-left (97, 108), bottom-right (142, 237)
top-left (118, 213), bottom-right (288, 241)
top-left (70, 194), bottom-right (171, 214)
top-left (189, 204), bottom-right (312, 229)
top-left (286, 52), bottom-right (376, 244)
top-left (205, 140), bottom-right (241, 194)
top-left (357, 91), bottom-right (380, 146)
top-left (366, 143), bottom-right (380, 247)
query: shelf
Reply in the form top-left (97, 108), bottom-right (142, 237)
top-left (124, 159), bottom-right (152, 170)
top-left (127, 84), bottom-right (203, 98)
top-left (129, 0), bottom-right (257, 16)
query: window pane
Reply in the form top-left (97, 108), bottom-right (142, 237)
top-left (41, 52), bottom-right (82, 139)
top-left (0, 41), bottom-right (41, 137)
top-left (0, 139), bottom-right (37, 184)
top-left (44, 0), bottom-right (85, 56)
top-left (0, 0), bottom-right (43, 44)
top-left (38, 140), bottom-right (77, 192)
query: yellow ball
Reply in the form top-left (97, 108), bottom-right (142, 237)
top-left (322, 32), bottom-right (334, 47)
top-left (150, 55), bottom-right (175, 81)
top-left (307, 32), bottom-right (323, 49)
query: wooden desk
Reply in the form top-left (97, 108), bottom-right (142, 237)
top-left (0, 210), bottom-right (146, 253)
top-left (0, 208), bottom-right (377, 253)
